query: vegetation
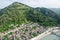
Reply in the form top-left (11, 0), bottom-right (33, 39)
top-left (1, 23), bottom-right (44, 40)
top-left (35, 7), bottom-right (60, 24)
top-left (26, 9), bottom-right (58, 26)
top-left (0, 2), bottom-right (59, 32)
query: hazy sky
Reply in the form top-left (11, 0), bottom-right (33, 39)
top-left (0, 0), bottom-right (60, 9)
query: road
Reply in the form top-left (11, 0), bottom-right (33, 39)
top-left (0, 22), bottom-right (37, 36)
top-left (31, 27), bottom-right (60, 40)
top-left (0, 24), bottom-right (27, 36)
top-left (0, 23), bottom-right (60, 40)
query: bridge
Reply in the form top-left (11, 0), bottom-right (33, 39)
top-left (31, 27), bottom-right (60, 40)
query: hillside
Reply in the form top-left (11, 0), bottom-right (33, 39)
top-left (0, 2), bottom-right (58, 32)
top-left (49, 8), bottom-right (60, 22)
top-left (49, 8), bottom-right (60, 14)
top-left (35, 7), bottom-right (60, 24)
top-left (0, 2), bottom-right (32, 32)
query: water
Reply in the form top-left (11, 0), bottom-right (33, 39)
top-left (41, 32), bottom-right (60, 40)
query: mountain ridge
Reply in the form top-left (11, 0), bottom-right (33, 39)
top-left (0, 2), bottom-right (59, 32)
top-left (35, 7), bottom-right (60, 24)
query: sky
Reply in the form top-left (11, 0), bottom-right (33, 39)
top-left (0, 0), bottom-right (60, 9)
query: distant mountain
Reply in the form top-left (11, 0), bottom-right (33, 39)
top-left (0, 2), bottom-right (58, 32)
top-left (35, 7), bottom-right (60, 24)
top-left (49, 8), bottom-right (60, 14)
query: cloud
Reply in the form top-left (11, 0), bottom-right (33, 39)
top-left (39, 0), bottom-right (60, 8)
top-left (18, 0), bottom-right (60, 8)
top-left (0, 0), bottom-right (60, 8)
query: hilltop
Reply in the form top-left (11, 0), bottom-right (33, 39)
top-left (0, 2), bottom-right (58, 32)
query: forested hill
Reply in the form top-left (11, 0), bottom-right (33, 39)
top-left (49, 8), bottom-right (60, 14)
top-left (0, 2), bottom-right (59, 32)
top-left (35, 7), bottom-right (60, 24)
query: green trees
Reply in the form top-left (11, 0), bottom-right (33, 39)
top-left (26, 9), bottom-right (57, 27)
top-left (0, 2), bottom-right (59, 32)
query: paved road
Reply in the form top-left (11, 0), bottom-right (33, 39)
top-left (0, 23), bottom-right (60, 40)
top-left (31, 27), bottom-right (60, 40)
